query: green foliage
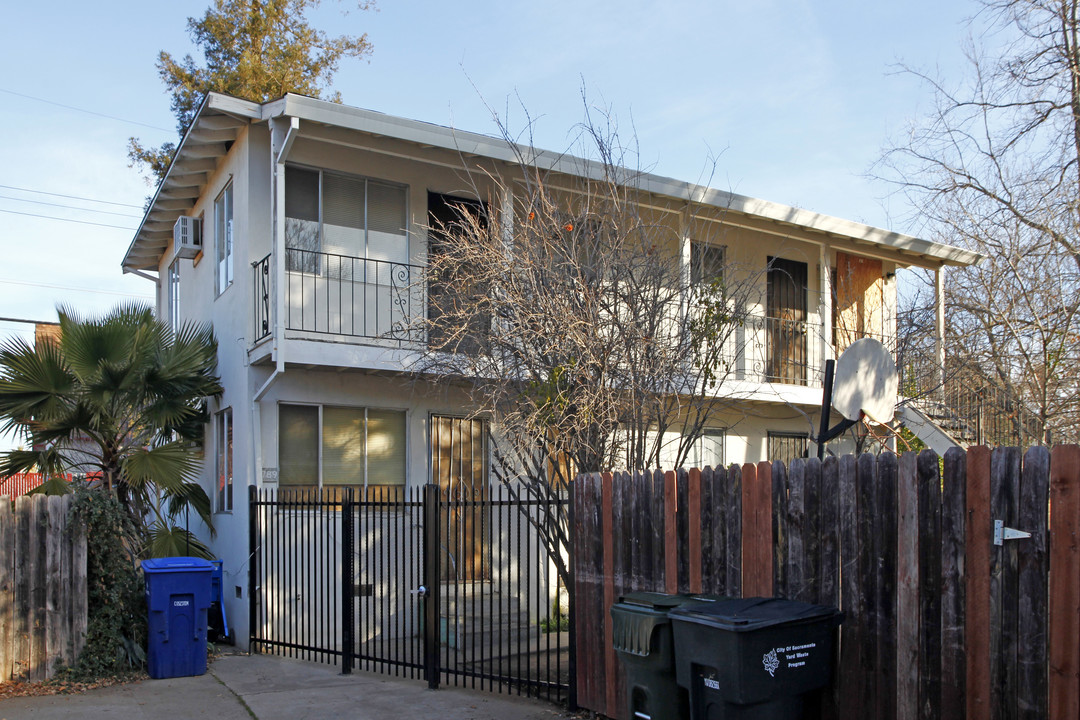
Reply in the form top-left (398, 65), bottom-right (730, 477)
top-left (0, 303), bottom-right (222, 553)
top-left (145, 520), bottom-right (215, 560)
top-left (27, 475), bottom-right (72, 496)
top-left (540, 597), bottom-right (569, 633)
top-left (897, 424), bottom-right (928, 454)
top-left (130, 0), bottom-right (375, 182)
top-left (67, 486), bottom-right (147, 679)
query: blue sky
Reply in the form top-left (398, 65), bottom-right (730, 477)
top-left (0, 0), bottom-right (974, 343)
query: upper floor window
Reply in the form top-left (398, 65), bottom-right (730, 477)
top-left (215, 183), bottom-right (234, 295)
top-left (168, 263), bottom-right (180, 330)
top-left (690, 241), bottom-right (725, 285)
top-left (284, 166), bottom-right (408, 275)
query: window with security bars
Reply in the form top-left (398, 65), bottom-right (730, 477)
top-left (768, 431), bottom-right (810, 465)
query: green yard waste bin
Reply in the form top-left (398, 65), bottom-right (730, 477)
top-left (669, 597), bottom-right (843, 720)
top-left (612, 592), bottom-right (725, 720)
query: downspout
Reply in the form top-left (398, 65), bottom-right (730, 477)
top-left (250, 115), bottom-right (297, 491)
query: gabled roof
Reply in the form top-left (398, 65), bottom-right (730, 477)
top-left (122, 94), bottom-right (260, 271)
top-left (122, 92), bottom-right (982, 272)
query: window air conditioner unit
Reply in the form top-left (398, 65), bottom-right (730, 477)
top-left (172, 216), bottom-right (202, 260)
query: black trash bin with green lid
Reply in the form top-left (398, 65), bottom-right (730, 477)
top-left (612, 592), bottom-right (723, 720)
top-left (669, 597), bottom-right (843, 720)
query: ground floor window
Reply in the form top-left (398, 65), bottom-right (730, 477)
top-left (279, 403), bottom-right (406, 499)
top-left (216, 407), bottom-right (233, 512)
top-left (690, 428), bottom-right (726, 470)
top-left (767, 431), bottom-right (810, 465)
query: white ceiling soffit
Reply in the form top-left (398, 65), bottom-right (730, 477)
top-left (121, 94), bottom-right (259, 271)
top-left (123, 92), bottom-right (981, 272)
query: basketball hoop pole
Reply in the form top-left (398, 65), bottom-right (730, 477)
top-left (815, 359), bottom-right (859, 459)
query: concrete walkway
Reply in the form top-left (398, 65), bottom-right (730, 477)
top-left (0, 654), bottom-right (572, 720)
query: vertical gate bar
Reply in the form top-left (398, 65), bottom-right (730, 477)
top-left (567, 485), bottom-right (576, 710)
top-left (392, 487), bottom-right (398, 676)
top-left (415, 486), bottom-right (422, 679)
top-left (363, 489), bottom-right (369, 671)
top-left (515, 484), bottom-right (523, 695)
top-left (423, 483), bottom-right (441, 689)
top-left (497, 476), bottom-right (505, 693)
top-left (384, 488), bottom-right (390, 674)
top-left (316, 490), bottom-right (321, 663)
top-left (305, 490), bottom-right (312, 659)
top-left (342, 488), bottom-right (355, 674)
top-left (286, 489), bottom-right (293, 658)
top-left (521, 489), bottom-right (529, 696)
top-left (483, 483), bottom-right (489, 692)
top-left (248, 487), bottom-right (258, 652)
top-left (266, 489), bottom-right (272, 653)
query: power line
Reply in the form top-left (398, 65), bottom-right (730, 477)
top-left (0, 194), bottom-right (142, 219)
top-left (0, 208), bottom-right (136, 231)
top-left (0, 278), bottom-right (153, 299)
top-left (0, 88), bottom-right (172, 133)
top-left (0, 183), bottom-right (144, 209)
top-left (0, 317), bottom-right (58, 326)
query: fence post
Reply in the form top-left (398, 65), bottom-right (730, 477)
top-left (423, 483), bottom-right (441, 689)
top-left (341, 487), bottom-right (355, 675)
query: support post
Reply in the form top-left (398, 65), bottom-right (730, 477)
top-left (935, 266), bottom-right (946, 398)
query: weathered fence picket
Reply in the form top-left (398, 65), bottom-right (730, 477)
top-left (0, 493), bottom-right (87, 682)
top-left (573, 445), bottom-right (1080, 720)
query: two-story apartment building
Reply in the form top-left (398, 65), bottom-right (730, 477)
top-left (121, 92), bottom-right (978, 647)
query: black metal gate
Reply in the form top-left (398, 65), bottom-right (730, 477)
top-left (248, 484), bottom-right (572, 704)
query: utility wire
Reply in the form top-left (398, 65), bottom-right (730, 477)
top-left (0, 183), bottom-right (143, 209)
top-left (0, 316), bottom-right (58, 326)
top-left (0, 194), bottom-right (142, 218)
top-left (0, 208), bottom-right (136, 231)
top-left (0, 278), bottom-right (153, 299)
top-left (0, 88), bottom-right (172, 133)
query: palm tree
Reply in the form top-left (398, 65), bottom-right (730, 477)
top-left (0, 303), bottom-right (223, 556)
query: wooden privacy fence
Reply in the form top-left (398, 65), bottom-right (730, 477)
top-left (0, 493), bottom-right (88, 682)
top-left (572, 446), bottom-right (1080, 720)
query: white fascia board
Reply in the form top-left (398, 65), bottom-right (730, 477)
top-left (122, 94), bottom-right (262, 272)
top-left (269, 93), bottom-right (981, 268)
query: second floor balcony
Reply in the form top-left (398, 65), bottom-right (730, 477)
top-left (254, 249), bottom-right (423, 344)
top-left (253, 249), bottom-right (896, 396)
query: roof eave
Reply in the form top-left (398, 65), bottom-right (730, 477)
top-left (121, 94), bottom-right (262, 273)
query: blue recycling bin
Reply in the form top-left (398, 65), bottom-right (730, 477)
top-left (142, 557), bottom-right (213, 679)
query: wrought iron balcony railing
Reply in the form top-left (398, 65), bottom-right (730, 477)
top-left (252, 250), bottom-right (423, 344)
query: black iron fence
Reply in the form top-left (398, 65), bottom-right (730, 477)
top-left (249, 484), bottom-right (571, 704)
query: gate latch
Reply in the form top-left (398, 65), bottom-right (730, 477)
top-left (994, 520), bottom-right (1032, 546)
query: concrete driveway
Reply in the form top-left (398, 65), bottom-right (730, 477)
top-left (0, 654), bottom-right (572, 720)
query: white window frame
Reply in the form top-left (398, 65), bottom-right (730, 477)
top-left (278, 402), bottom-right (408, 490)
top-left (215, 182), bottom-right (234, 295)
top-left (168, 262), bottom-right (180, 330)
top-left (216, 407), bottom-right (233, 512)
top-left (284, 165), bottom-right (410, 275)
top-left (690, 427), bottom-right (726, 470)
